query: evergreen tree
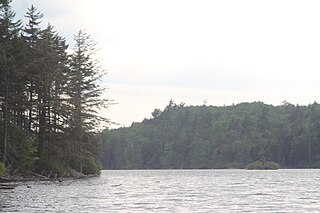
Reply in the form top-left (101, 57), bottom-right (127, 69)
top-left (0, 0), bottom-right (23, 164)
top-left (0, 2), bottom-right (108, 175)
top-left (67, 30), bottom-right (107, 173)
top-left (23, 4), bottom-right (43, 133)
top-left (99, 101), bottom-right (320, 170)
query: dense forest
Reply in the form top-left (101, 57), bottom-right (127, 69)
top-left (0, 1), bottom-right (108, 176)
top-left (2, 1), bottom-right (320, 177)
top-left (99, 101), bottom-right (320, 169)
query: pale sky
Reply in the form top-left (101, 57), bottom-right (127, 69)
top-left (13, 0), bottom-right (320, 128)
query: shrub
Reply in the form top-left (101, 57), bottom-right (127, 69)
top-left (264, 161), bottom-right (279, 170)
top-left (8, 127), bottom-right (38, 171)
top-left (246, 160), bottom-right (279, 170)
top-left (246, 160), bottom-right (264, 170)
top-left (310, 161), bottom-right (320, 168)
top-left (82, 156), bottom-right (102, 175)
top-left (0, 162), bottom-right (5, 177)
top-left (38, 157), bottom-right (70, 177)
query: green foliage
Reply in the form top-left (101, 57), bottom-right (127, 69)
top-left (310, 161), bottom-right (320, 168)
top-left (246, 161), bottom-right (264, 170)
top-left (246, 161), bottom-right (279, 170)
top-left (0, 162), bottom-right (5, 177)
top-left (99, 101), bottom-right (320, 170)
top-left (263, 161), bottom-right (280, 170)
top-left (7, 127), bottom-right (38, 171)
top-left (82, 156), bottom-right (102, 175)
top-left (37, 157), bottom-right (70, 176)
top-left (0, 2), bottom-right (105, 176)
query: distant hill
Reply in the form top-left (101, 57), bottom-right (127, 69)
top-left (98, 101), bottom-right (320, 169)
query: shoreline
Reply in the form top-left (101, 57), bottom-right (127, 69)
top-left (0, 171), bottom-right (100, 183)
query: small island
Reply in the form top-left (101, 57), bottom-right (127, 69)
top-left (246, 161), bottom-right (279, 170)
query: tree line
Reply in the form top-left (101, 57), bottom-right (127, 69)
top-left (99, 101), bottom-right (320, 169)
top-left (0, 0), bottom-right (108, 176)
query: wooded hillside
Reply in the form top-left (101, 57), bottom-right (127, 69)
top-left (99, 101), bottom-right (320, 169)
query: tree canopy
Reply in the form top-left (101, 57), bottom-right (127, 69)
top-left (99, 101), bottom-right (320, 169)
top-left (0, 1), bottom-right (108, 176)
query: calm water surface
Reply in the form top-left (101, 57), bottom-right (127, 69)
top-left (1, 169), bottom-right (320, 212)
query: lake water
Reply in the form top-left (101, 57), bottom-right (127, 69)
top-left (1, 169), bottom-right (320, 212)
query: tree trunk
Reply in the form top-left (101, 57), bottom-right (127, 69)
top-left (28, 83), bottom-right (33, 131)
top-left (3, 77), bottom-right (9, 164)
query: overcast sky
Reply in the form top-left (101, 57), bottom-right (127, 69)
top-left (13, 0), bottom-right (320, 127)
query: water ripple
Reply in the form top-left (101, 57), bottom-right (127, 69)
top-left (1, 169), bottom-right (320, 212)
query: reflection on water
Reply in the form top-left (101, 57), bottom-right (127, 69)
top-left (1, 169), bottom-right (320, 212)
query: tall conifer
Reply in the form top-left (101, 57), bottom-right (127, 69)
top-left (67, 30), bottom-right (107, 173)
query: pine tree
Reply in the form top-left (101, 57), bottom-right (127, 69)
top-left (36, 24), bottom-right (70, 166)
top-left (23, 5), bottom-right (47, 158)
top-left (23, 4), bottom-right (43, 133)
top-left (0, 2), bottom-right (108, 175)
top-left (0, 0), bottom-right (23, 164)
top-left (67, 30), bottom-right (107, 173)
